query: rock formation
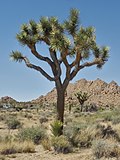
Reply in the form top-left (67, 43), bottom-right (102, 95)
top-left (32, 78), bottom-right (120, 107)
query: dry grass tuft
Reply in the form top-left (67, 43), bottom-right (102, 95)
top-left (0, 141), bottom-right (35, 155)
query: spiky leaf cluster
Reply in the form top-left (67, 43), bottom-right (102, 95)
top-left (64, 8), bottom-right (79, 35)
top-left (74, 27), bottom-right (96, 59)
top-left (93, 46), bottom-right (109, 69)
top-left (16, 20), bottom-right (41, 46)
top-left (13, 8), bottom-right (109, 69)
top-left (38, 16), bottom-right (70, 52)
top-left (10, 51), bottom-right (23, 62)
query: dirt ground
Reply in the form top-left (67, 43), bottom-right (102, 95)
top-left (3, 147), bottom-right (93, 160)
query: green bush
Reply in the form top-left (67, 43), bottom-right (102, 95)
top-left (51, 120), bottom-right (63, 137)
top-left (73, 127), bottom-right (95, 148)
top-left (6, 118), bottom-right (22, 129)
top-left (52, 135), bottom-right (72, 154)
top-left (41, 138), bottom-right (52, 151)
top-left (64, 122), bottom-right (89, 146)
top-left (39, 116), bottom-right (48, 124)
top-left (16, 126), bottom-right (46, 144)
top-left (92, 139), bottom-right (120, 159)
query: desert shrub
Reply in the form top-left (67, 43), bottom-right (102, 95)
top-left (0, 141), bottom-right (35, 155)
top-left (1, 147), bottom-right (17, 155)
top-left (16, 126), bottom-right (46, 144)
top-left (104, 114), bottom-right (112, 121)
top-left (64, 122), bottom-right (90, 147)
top-left (41, 138), bottom-right (51, 151)
top-left (92, 139), bottom-right (120, 159)
top-left (19, 141), bottom-right (35, 153)
top-left (64, 123), bottom-right (95, 148)
top-left (15, 105), bottom-right (24, 111)
top-left (0, 135), bottom-right (15, 145)
top-left (52, 135), bottom-right (72, 154)
top-left (51, 120), bottom-right (63, 137)
top-left (65, 117), bottom-right (73, 125)
top-left (112, 116), bottom-right (120, 125)
top-left (6, 118), bottom-right (22, 129)
top-left (24, 113), bottom-right (33, 119)
top-left (2, 135), bottom-right (14, 143)
top-left (73, 126), bottom-right (95, 148)
top-left (95, 124), bottom-right (119, 140)
top-left (39, 116), bottom-right (48, 124)
top-left (73, 106), bottom-right (80, 113)
top-left (0, 114), bottom-right (6, 121)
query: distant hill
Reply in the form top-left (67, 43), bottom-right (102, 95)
top-left (0, 96), bottom-right (17, 104)
top-left (1, 79), bottom-right (120, 108)
top-left (32, 78), bottom-right (120, 107)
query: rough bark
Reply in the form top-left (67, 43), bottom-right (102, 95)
top-left (56, 88), bottom-right (65, 123)
top-left (56, 88), bottom-right (65, 135)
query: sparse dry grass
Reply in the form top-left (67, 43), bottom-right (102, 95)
top-left (0, 107), bottom-right (120, 159)
top-left (0, 141), bottom-right (35, 155)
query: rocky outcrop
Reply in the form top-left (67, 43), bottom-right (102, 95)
top-left (2, 79), bottom-right (119, 108)
top-left (0, 96), bottom-right (17, 103)
top-left (32, 79), bottom-right (120, 107)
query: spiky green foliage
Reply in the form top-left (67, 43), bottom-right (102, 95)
top-left (75, 91), bottom-right (90, 112)
top-left (13, 8), bottom-right (109, 67)
top-left (16, 20), bottom-right (40, 46)
top-left (10, 51), bottom-right (23, 62)
top-left (64, 8), bottom-right (79, 35)
top-left (51, 120), bottom-right (63, 137)
top-left (75, 91), bottom-right (89, 106)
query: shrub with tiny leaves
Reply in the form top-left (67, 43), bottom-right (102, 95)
top-left (6, 118), bottom-right (22, 129)
top-left (92, 139), bottom-right (120, 159)
top-left (52, 135), bottom-right (72, 154)
top-left (16, 126), bottom-right (46, 144)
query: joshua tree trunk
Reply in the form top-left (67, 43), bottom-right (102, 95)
top-left (55, 78), bottom-right (69, 135)
top-left (57, 88), bottom-right (65, 123)
top-left (80, 104), bottom-right (83, 112)
top-left (56, 87), bottom-right (65, 135)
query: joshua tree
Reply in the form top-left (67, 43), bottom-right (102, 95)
top-left (75, 91), bottom-right (89, 112)
top-left (11, 9), bottom-right (109, 134)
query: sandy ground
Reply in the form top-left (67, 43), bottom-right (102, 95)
top-left (4, 146), bottom-right (93, 160)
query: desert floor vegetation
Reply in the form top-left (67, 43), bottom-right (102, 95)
top-left (0, 105), bottom-right (120, 159)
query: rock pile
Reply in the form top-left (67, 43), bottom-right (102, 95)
top-left (32, 78), bottom-right (120, 107)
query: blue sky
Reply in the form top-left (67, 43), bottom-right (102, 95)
top-left (0, 0), bottom-right (120, 101)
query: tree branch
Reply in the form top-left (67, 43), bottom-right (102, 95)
top-left (28, 44), bottom-right (54, 68)
top-left (80, 58), bottom-right (103, 69)
top-left (23, 56), bottom-right (59, 81)
top-left (60, 52), bottom-right (71, 79)
top-left (49, 48), bottom-right (61, 79)
top-left (70, 58), bottom-right (103, 81)
top-left (70, 50), bottom-right (81, 68)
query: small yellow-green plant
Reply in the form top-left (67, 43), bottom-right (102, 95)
top-left (51, 120), bottom-right (63, 137)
